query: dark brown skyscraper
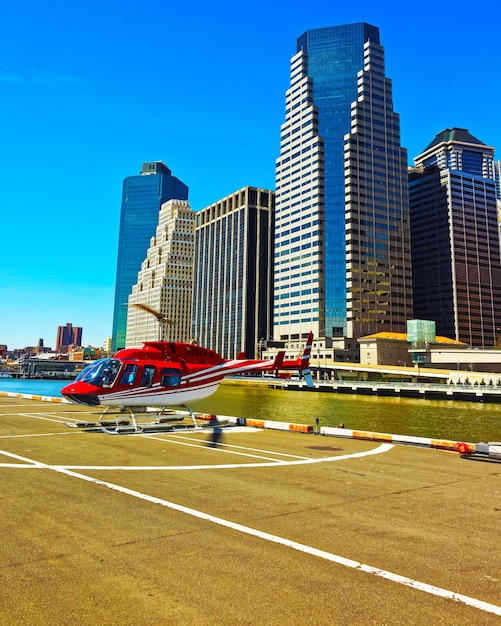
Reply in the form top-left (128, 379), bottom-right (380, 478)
top-left (56, 322), bottom-right (82, 350)
top-left (409, 128), bottom-right (501, 347)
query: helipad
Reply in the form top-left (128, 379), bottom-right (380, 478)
top-left (0, 395), bottom-right (499, 625)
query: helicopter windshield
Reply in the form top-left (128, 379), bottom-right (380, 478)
top-left (74, 358), bottom-right (122, 387)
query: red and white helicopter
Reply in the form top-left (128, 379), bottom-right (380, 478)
top-left (61, 331), bottom-right (314, 433)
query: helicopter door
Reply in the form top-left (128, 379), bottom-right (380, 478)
top-left (161, 368), bottom-right (182, 387)
top-left (141, 365), bottom-right (156, 387)
top-left (119, 364), bottom-right (137, 385)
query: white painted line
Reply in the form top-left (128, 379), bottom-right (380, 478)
top-left (139, 435), bottom-right (292, 463)
top-left (0, 432), bottom-right (77, 440)
top-left (0, 443), bottom-right (395, 471)
top-left (0, 458), bottom-right (25, 466)
top-left (160, 433), bottom-right (311, 460)
top-left (19, 413), bottom-right (77, 425)
top-left (0, 404), bottom-right (49, 408)
top-left (0, 446), bottom-right (499, 617)
top-left (147, 433), bottom-right (309, 461)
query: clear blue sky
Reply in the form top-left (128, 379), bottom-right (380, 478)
top-left (1, 0), bottom-right (500, 350)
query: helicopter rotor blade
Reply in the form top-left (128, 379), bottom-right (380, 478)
top-left (130, 303), bottom-right (175, 325)
top-left (130, 302), bottom-right (165, 320)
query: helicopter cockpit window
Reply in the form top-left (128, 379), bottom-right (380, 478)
top-left (119, 364), bottom-right (137, 385)
top-left (75, 359), bottom-right (121, 387)
top-left (161, 368), bottom-right (182, 387)
top-left (141, 365), bottom-right (156, 387)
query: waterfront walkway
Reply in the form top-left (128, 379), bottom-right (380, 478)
top-left (276, 379), bottom-right (501, 402)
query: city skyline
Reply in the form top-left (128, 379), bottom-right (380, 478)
top-left (1, 2), bottom-right (500, 349)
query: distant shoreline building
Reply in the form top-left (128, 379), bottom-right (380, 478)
top-left (126, 199), bottom-right (196, 346)
top-left (409, 128), bottom-right (501, 347)
top-left (274, 23), bottom-right (412, 352)
top-left (111, 162), bottom-right (188, 351)
top-left (56, 323), bottom-right (82, 351)
top-left (192, 187), bottom-right (274, 359)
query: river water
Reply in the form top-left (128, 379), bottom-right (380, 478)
top-left (1, 377), bottom-right (500, 442)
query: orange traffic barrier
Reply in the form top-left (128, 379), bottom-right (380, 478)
top-left (289, 423), bottom-right (313, 433)
top-left (246, 419), bottom-right (265, 429)
top-left (197, 414), bottom-right (217, 421)
top-left (430, 439), bottom-right (459, 451)
top-left (352, 430), bottom-right (393, 442)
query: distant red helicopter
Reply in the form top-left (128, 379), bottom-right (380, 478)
top-left (61, 331), bottom-right (313, 433)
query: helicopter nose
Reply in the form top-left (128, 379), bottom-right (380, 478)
top-left (61, 383), bottom-right (100, 406)
top-left (63, 393), bottom-right (100, 406)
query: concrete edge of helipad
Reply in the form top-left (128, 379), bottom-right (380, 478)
top-left (0, 390), bottom-right (70, 404)
top-left (195, 413), bottom-right (471, 453)
top-left (0, 391), bottom-right (470, 453)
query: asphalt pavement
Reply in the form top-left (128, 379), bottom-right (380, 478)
top-left (0, 395), bottom-right (500, 625)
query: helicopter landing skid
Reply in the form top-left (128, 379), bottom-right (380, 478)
top-left (65, 405), bottom-right (204, 434)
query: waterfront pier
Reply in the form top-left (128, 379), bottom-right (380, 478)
top-left (277, 379), bottom-right (501, 402)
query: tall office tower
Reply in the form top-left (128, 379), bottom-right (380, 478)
top-left (192, 187), bottom-right (274, 359)
top-left (111, 162), bottom-right (188, 351)
top-left (409, 128), bottom-right (501, 346)
top-left (491, 160), bottom-right (501, 263)
top-left (56, 323), bottom-right (82, 350)
top-left (126, 199), bottom-right (195, 346)
top-left (495, 160), bottom-right (501, 201)
top-left (274, 23), bottom-right (412, 346)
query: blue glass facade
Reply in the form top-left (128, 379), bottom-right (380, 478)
top-left (111, 162), bottom-right (188, 351)
top-left (297, 24), bottom-right (380, 337)
top-left (276, 23), bottom-right (412, 341)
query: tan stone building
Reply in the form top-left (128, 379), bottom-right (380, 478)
top-left (126, 199), bottom-right (195, 346)
top-left (358, 332), bottom-right (466, 367)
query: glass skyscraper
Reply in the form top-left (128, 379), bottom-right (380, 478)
top-left (274, 23), bottom-right (412, 345)
top-left (409, 128), bottom-right (501, 347)
top-left (111, 162), bottom-right (188, 351)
